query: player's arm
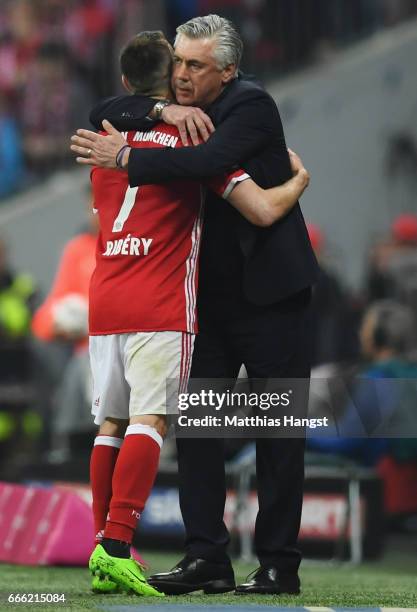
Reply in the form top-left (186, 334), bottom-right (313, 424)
top-left (128, 91), bottom-right (276, 184)
top-left (72, 90), bottom-right (281, 184)
top-left (90, 95), bottom-right (214, 146)
top-left (90, 95), bottom-right (156, 131)
top-left (227, 150), bottom-right (310, 227)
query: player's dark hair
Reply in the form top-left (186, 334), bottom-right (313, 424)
top-left (119, 31), bottom-right (173, 96)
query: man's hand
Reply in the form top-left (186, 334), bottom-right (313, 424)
top-left (70, 120), bottom-right (127, 168)
top-left (288, 148), bottom-right (310, 188)
top-left (161, 104), bottom-right (215, 146)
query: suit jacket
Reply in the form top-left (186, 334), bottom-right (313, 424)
top-left (90, 79), bottom-right (319, 306)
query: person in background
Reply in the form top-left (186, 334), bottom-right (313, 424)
top-left (20, 42), bottom-right (92, 177)
top-left (63, 0), bottom-right (115, 98)
top-left (307, 222), bottom-right (360, 366)
top-left (0, 235), bottom-right (35, 346)
top-left (31, 198), bottom-right (98, 458)
top-left (307, 300), bottom-right (417, 466)
top-left (367, 213), bottom-right (417, 312)
top-left (0, 0), bottom-right (41, 106)
top-left (0, 94), bottom-right (25, 198)
top-left (0, 235), bottom-right (37, 475)
top-left (32, 203), bottom-right (97, 348)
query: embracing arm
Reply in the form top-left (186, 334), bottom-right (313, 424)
top-left (90, 95), bottom-right (156, 131)
top-left (90, 96), bottom-right (214, 146)
top-left (226, 150), bottom-right (310, 227)
top-left (127, 91), bottom-right (279, 185)
top-left (72, 89), bottom-right (285, 185)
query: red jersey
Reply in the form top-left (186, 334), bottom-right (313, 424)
top-left (89, 122), bottom-right (248, 335)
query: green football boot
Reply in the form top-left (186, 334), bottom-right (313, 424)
top-left (89, 544), bottom-right (164, 597)
top-left (91, 573), bottom-right (120, 594)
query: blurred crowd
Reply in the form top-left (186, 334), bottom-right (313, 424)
top-left (0, 189), bottom-right (98, 474)
top-left (1, 0), bottom-right (417, 198)
top-left (306, 215), bottom-right (417, 522)
top-left (0, 0), bottom-right (115, 191)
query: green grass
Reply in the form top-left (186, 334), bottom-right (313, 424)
top-left (1, 549), bottom-right (417, 611)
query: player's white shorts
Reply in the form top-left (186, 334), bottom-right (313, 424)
top-left (89, 331), bottom-right (194, 425)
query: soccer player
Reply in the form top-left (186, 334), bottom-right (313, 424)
top-left (86, 31), bottom-right (309, 596)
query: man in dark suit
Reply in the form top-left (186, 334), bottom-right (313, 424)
top-left (71, 15), bottom-right (319, 596)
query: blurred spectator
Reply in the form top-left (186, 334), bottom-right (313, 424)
top-left (359, 0), bottom-right (385, 35)
top-left (0, 235), bottom-right (37, 472)
top-left (385, 131), bottom-right (417, 201)
top-left (367, 213), bottom-right (417, 312)
top-left (314, 0), bottom-right (383, 47)
top-left (307, 300), bottom-right (417, 466)
top-left (307, 222), bottom-right (360, 366)
top-left (32, 213), bottom-right (97, 348)
top-left (0, 236), bottom-right (35, 344)
top-left (165, 0), bottom-right (200, 33)
top-left (63, 0), bottom-right (116, 98)
top-left (383, 0), bottom-right (417, 26)
top-left (32, 198), bottom-right (98, 458)
top-left (0, 0), bottom-right (41, 104)
top-left (20, 42), bottom-right (92, 177)
top-left (0, 94), bottom-right (24, 198)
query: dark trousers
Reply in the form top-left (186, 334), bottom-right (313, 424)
top-left (177, 288), bottom-right (312, 572)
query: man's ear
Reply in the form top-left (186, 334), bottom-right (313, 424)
top-left (121, 74), bottom-right (134, 93)
top-left (221, 64), bottom-right (236, 85)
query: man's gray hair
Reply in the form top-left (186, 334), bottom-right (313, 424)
top-left (175, 14), bottom-right (243, 72)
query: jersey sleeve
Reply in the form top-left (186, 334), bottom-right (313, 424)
top-left (207, 168), bottom-right (251, 200)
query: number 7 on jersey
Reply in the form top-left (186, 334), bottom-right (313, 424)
top-left (112, 186), bottom-right (139, 232)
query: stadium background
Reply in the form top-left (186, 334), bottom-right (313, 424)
top-left (0, 0), bottom-right (416, 609)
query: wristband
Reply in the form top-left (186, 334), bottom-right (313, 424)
top-left (116, 144), bottom-right (130, 169)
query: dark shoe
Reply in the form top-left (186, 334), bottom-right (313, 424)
top-left (235, 566), bottom-right (300, 595)
top-left (148, 556), bottom-right (235, 595)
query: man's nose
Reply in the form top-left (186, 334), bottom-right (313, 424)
top-left (174, 62), bottom-right (189, 82)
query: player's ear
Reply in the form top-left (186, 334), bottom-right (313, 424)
top-left (221, 64), bottom-right (236, 85)
top-left (121, 74), bottom-right (134, 93)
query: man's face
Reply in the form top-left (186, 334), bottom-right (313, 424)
top-left (172, 35), bottom-right (235, 108)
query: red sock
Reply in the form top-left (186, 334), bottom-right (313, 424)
top-left (90, 435), bottom-right (123, 545)
top-left (104, 424), bottom-right (162, 544)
